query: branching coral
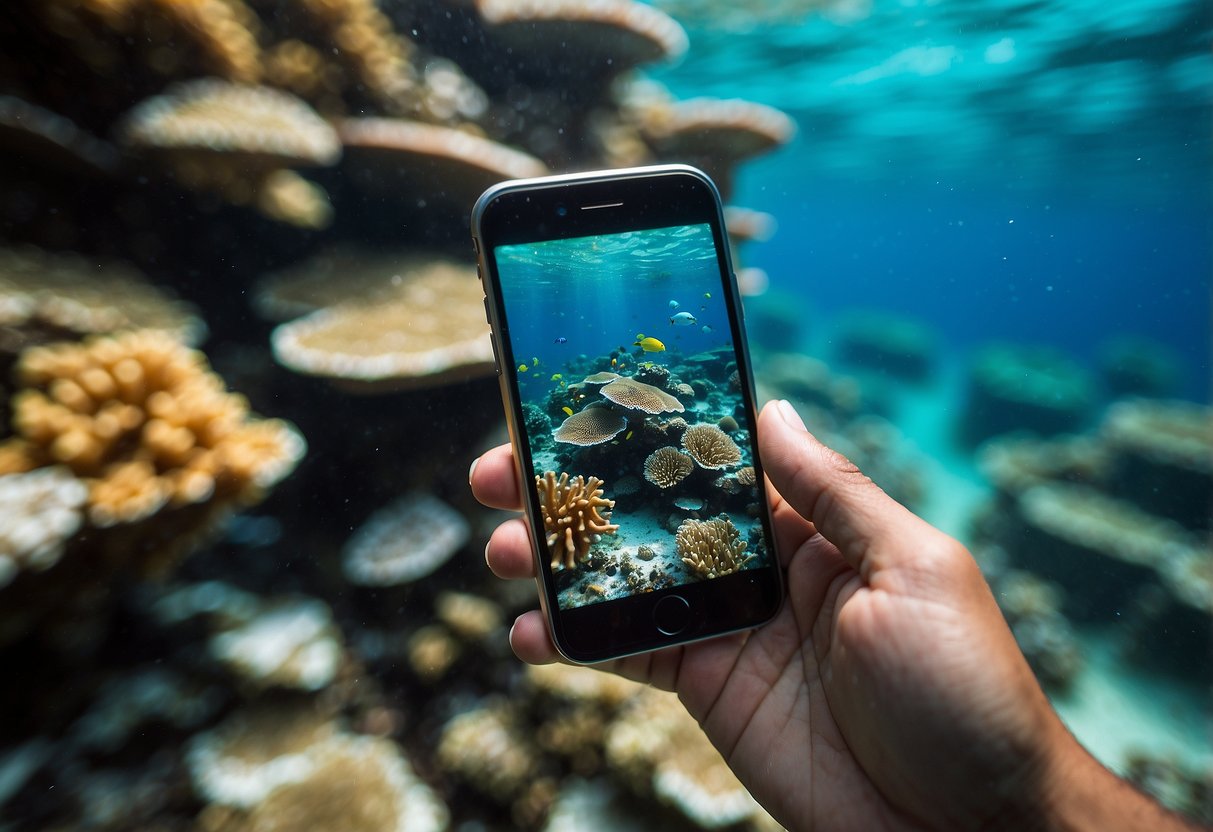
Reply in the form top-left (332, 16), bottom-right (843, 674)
top-left (675, 516), bottom-right (751, 579)
top-left (535, 471), bottom-right (618, 570)
top-left (0, 329), bottom-right (305, 543)
top-left (680, 423), bottom-right (741, 469)
top-left (643, 446), bottom-right (694, 489)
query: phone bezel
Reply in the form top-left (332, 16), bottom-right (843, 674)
top-left (473, 164), bottom-right (784, 664)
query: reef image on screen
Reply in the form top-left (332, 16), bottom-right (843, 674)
top-left (495, 223), bottom-right (773, 611)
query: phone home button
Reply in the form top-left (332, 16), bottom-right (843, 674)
top-left (653, 595), bottom-right (691, 636)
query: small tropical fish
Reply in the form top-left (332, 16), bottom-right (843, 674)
top-left (611, 358), bottom-right (617, 366)
top-left (625, 430), bottom-right (633, 440)
top-left (562, 406), bottom-right (574, 417)
top-left (559, 381), bottom-right (566, 388)
top-left (704, 292), bottom-right (711, 299)
top-left (533, 357), bottom-right (540, 366)
top-left (702, 325), bottom-right (713, 334)
top-left (634, 336), bottom-right (666, 352)
top-left (669, 300), bottom-right (680, 310)
top-left (553, 336), bottom-right (567, 344)
top-left (551, 373), bottom-right (562, 381)
top-left (670, 312), bottom-right (697, 326)
top-left (518, 363), bottom-right (528, 372)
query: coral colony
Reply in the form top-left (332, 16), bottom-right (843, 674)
top-left (0, 0), bottom-right (1209, 828)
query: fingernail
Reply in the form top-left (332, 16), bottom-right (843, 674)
top-left (484, 539), bottom-right (492, 568)
top-left (468, 455), bottom-right (480, 484)
top-left (777, 399), bottom-right (807, 432)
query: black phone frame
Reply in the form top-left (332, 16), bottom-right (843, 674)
top-left (473, 165), bottom-right (784, 663)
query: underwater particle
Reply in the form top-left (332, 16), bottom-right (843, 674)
top-left (270, 257), bottom-right (495, 391)
top-left (186, 703), bottom-right (341, 808)
top-left (680, 423), bottom-right (742, 469)
top-left (0, 95), bottom-right (121, 177)
top-left (535, 471), bottom-right (618, 570)
top-left (339, 117), bottom-right (549, 203)
top-left (0, 246), bottom-right (206, 347)
top-left (581, 371), bottom-right (622, 384)
top-left (0, 467), bottom-right (87, 586)
top-left (675, 516), bottom-right (751, 579)
top-left (210, 596), bottom-right (343, 691)
top-left (553, 407), bottom-right (627, 446)
top-left (599, 377), bottom-right (684, 414)
top-left (434, 590), bottom-right (504, 641)
top-left (342, 493), bottom-right (470, 586)
top-left (643, 447), bottom-right (694, 489)
top-left (437, 699), bottom-right (538, 802)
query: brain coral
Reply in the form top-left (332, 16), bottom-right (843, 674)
top-left (680, 423), bottom-right (741, 469)
top-left (675, 516), bottom-right (751, 579)
top-left (599, 377), bottom-right (684, 414)
top-left (535, 471), bottom-right (618, 570)
top-left (643, 446), bottom-right (694, 489)
top-left (553, 407), bottom-right (627, 446)
top-left (0, 329), bottom-right (305, 540)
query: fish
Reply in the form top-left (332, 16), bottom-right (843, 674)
top-left (518, 364), bottom-right (528, 372)
top-left (611, 358), bottom-right (617, 366)
top-left (533, 357), bottom-right (540, 366)
top-left (561, 406), bottom-right (574, 417)
top-left (702, 325), bottom-right (713, 334)
top-left (669, 300), bottom-right (680, 310)
top-left (670, 312), bottom-right (697, 326)
top-left (553, 337), bottom-right (567, 344)
top-left (634, 336), bottom-right (666, 352)
top-left (551, 373), bottom-right (562, 381)
top-left (704, 292), bottom-right (711, 299)
top-left (625, 430), bottom-right (633, 440)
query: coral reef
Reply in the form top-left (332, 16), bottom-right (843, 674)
top-left (643, 446), bottom-right (695, 489)
top-left (834, 310), bottom-right (936, 382)
top-left (0, 467), bottom-right (87, 586)
top-left (535, 471), bottom-right (618, 570)
top-left (342, 493), bottom-right (470, 586)
top-left (680, 423), bottom-right (742, 469)
top-left (437, 699), bottom-right (538, 802)
top-left (675, 516), bottom-right (751, 579)
top-left (598, 376), bottom-right (685, 414)
top-left (553, 407), bottom-right (628, 446)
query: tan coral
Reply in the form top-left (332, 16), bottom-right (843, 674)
top-left (535, 471), bottom-right (618, 570)
top-left (0, 246), bottom-right (205, 348)
top-left (0, 329), bottom-right (305, 536)
top-left (437, 699), bottom-right (538, 802)
top-left (675, 516), bottom-right (751, 579)
top-left (342, 493), bottom-right (470, 586)
top-left (338, 118), bottom-right (549, 205)
top-left (271, 283), bottom-right (494, 392)
top-left (681, 423), bottom-right (742, 469)
top-left (599, 377), bottom-right (684, 414)
top-left (434, 590), bottom-right (504, 641)
top-left (643, 446), bottom-right (694, 489)
top-left (553, 407), bottom-right (627, 446)
top-left (0, 467), bottom-right (89, 586)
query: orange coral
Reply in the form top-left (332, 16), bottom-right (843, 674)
top-left (535, 471), bottom-right (618, 570)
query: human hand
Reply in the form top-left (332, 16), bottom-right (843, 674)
top-left (471, 400), bottom-right (1186, 832)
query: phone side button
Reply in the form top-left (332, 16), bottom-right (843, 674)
top-left (653, 595), bottom-right (691, 636)
top-left (487, 334), bottom-right (501, 375)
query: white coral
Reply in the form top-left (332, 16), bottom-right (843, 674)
top-left (0, 467), bottom-right (88, 586)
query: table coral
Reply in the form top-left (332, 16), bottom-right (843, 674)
top-left (342, 493), bottom-right (470, 586)
top-left (0, 329), bottom-right (305, 568)
top-left (535, 471), bottom-right (618, 570)
top-left (553, 407), bottom-right (627, 446)
top-left (675, 516), bottom-right (751, 579)
top-left (680, 423), bottom-right (742, 469)
top-left (599, 376), bottom-right (684, 414)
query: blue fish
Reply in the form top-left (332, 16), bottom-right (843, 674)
top-left (553, 336), bottom-right (567, 344)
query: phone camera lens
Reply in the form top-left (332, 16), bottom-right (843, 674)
top-left (556, 205), bottom-right (568, 217)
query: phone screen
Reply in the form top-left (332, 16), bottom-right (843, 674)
top-left (492, 220), bottom-right (775, 612)
top-left (475, 165), bottom-right (783, 661)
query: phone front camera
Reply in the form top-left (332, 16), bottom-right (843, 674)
top-left (555, 205), bottom-right (568, 217)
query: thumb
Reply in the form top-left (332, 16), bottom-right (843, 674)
top-left (757, 399), bottom-right (937, 579)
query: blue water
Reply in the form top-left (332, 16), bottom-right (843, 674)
top-left (496, 224), bottom-right (733, 396)
top-left (649, 0), bottom-right (1212, 401)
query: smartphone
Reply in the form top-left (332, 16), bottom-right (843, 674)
top-left (471, 164), bottom-right (784, 663)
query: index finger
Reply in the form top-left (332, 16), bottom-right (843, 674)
top-left (469, 443), bottom-right (523, 511)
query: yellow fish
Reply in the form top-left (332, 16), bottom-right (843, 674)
top-left (611, 358), bottom-right (617, 366)
top-left (551, 373), bottom-right (562, 381)
top-left (518, 363), bottom-right (528, 372)
top-left (634, 336), bottom-right (666, 353)
top-left (561, 406), bottom-right (574, 417)
top-left (625, 430), bottom-right (633, 440)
